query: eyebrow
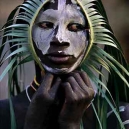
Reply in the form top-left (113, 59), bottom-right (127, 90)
top-left (35, 9), bottom-right (86, 25)
top-left (35, 11), bottom-right (58, 23)
top-left (42, 13), bottom-right (56, 20)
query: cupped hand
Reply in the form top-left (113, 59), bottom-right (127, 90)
top-left (24, 73), bottom-right (61, 129)
top-left (59, 71), bottom-right (95, 129)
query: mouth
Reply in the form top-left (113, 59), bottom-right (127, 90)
top-left (46, 52), bottom-right (72, 64)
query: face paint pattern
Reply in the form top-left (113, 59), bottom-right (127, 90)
top-left (32, 1), bottom-right (89, 73)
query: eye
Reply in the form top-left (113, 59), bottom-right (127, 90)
top-left (67, 23), bottom-right (85, 32)
top-left (38, 21), bottom-right (54, 29)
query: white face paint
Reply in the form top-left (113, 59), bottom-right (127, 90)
top-left (32, 1), bottom-right (89, 74)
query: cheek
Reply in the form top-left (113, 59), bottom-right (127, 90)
top-left (32, 27), bottom-right (54, 54)
top-left (66, 31), bottom-right (88, 57)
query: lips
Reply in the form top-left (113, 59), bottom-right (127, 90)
top-left (46, 52), bottom-right (71, 63)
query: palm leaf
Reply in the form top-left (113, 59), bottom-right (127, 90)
top-left (1, 0), bottom-right (129, 129)
top-left (76, 0), bottom-right (129, 128)
top-left (81, 65), bottom-right (125, 129)
top-left (92, 102), bottom-right (103, 129)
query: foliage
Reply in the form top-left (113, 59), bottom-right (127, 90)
top-left (0, 0), bottom-right (129, 129)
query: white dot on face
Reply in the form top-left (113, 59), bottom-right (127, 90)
top-left (71, 0), bottom-right (77, 4)
top-left (58, 51), bottom-right (62, 53)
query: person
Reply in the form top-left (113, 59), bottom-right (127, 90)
top-left (0, 0), bottom-right (129, 129)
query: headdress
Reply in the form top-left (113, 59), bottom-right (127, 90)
top-left (0, 0), bottom-right (129, 128)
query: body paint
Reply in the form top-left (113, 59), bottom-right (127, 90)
top-left (32, 1), bottom-right (89, 73)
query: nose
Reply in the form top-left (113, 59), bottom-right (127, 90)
top-left (50, 26), bottom-right (70, 47)
top-left (50, 36), bottom-right (70, 47)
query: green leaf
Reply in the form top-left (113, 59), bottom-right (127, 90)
top-left (80, 0), bottom-right (97, 5)
top-left (1, 24), bottom-right (29, 31)
top-left (81, 66), bottom-right (125, 129)
top-left (94, 41), bottom-right (117, 48)
top-left (86, 51), bottom-right (110, 72)
top-left (26, 0), bottom-right (42, 7)
top-left (0, 38), bottom-right (28, 49)
top-left (95, 46), bottom-right (129, 76)
top-left (4, 47), bottom-right (28, 61)
top-left (91, 18), bottom-right (106, 24)
top-left (22, 3), bottom-right (37, 13)
top-left (15, 15), bottom-right (31, 23)
top-left (0, 57), bottom-right (17, 81)
top-left (94, 28), bottom-right (111, 33)
top-left (25, 0), bottom-right (39, 8)
top-left (0, 43), bottom-right (28, 65)
top-left (90, 15), bottom-right (104, 21)
top-left (92, 103), bottom-right (103, 129)
top-left (2, 32), bottom-right (28, 38)
top-left (18, 12), bottom-right (33, 19)
top-left (19, 7), bottom-right (34, 16)
top-left (3, 29), bottom-right (28, 35)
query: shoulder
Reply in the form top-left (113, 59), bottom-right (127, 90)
top-left (12, 90), bottom-right (30, 129)
top-left (0, 90), bottom-right (30, 111)
top-left (0, 99), bottom-right (11, 129)
top-left (0, 98), bottom-right (9, 107)
top-left (0, 99), bottom-right (10, 116)
top-left (0, 90), bottom-right (30, 129)
top-left (119, 103), bottom-right (129, 128)
top-left (107, 102), bottom-right (129, 129)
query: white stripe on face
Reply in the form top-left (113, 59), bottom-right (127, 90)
top-left (32, 1), bottom-right (89, 74)
top-left (33, 4), bottom-right (86, 56)
top-left (58, 0), bottom-right (66, 11)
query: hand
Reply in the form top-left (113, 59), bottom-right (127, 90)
top-left (24, 73), bottom-right (61, 129)
top-left (59, 71), bottom-right (95, 129)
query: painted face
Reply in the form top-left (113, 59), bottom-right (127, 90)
top-left (32, 0), bottom-right (89, 74)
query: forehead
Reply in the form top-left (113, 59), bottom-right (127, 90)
top-left (36, 2), bottom-right (85, 25)
top-left (43, 0), bottom-right (75, 10)
top-left (35, 0), bottom-right (88, 26)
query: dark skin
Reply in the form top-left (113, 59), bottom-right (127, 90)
top-left (24, 1), bottom-right (95, 128)
top-left (23, 68), bottom-right (129, 129)
top-left (0, 69), bottom-right (129, 129)
top-left (0, 1), bottom-right (129, 129)
top-left (24, 70), bottom-right (95, 129)
top-left (24, 0), bottom-right (129, 128)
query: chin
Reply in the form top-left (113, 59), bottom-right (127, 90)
top-left (43, 64), bottom-right (72, 74)
top-left (42, 53), bottom-right (85, 74)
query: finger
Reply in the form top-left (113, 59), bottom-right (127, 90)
top-left (72, 73), bottom-right (88, 92)
top-left (49, 77), bottom-right (61, 97)
top-left (78, 71), bottom-right (92, 88)
top-left (78, 72), bottom-right (95, 97)
top-left (40, 73), bottom-right (54, 91)
top-left (67, 76), bottom-right (85, 98)
top-left (62, 82), bottom-right (75, 101)
top-left (70, 73), bottom-right (95, 100)
top-left (67, 76), bottom-right (81, 92)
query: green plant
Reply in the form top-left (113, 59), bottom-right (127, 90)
top-left (0, 0), bottom-right (129, 129)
